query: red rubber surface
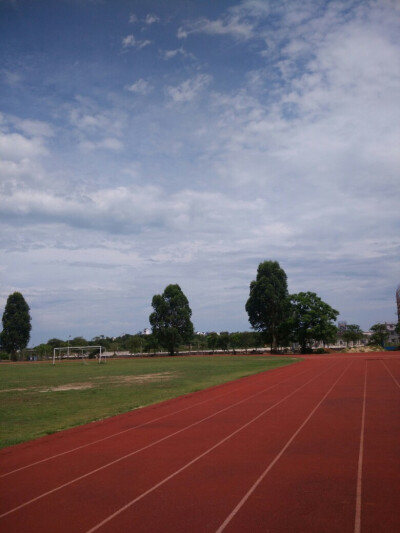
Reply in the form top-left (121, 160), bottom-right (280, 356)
top-left (1, 352), bottom-right (399, 532)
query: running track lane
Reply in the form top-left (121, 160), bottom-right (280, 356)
top-left (359, 358), bottom-right (400, 533)
top-left (1, 352), bottom-right (399, 532)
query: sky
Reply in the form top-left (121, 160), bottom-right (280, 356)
top-left (0, 0), bottom-right (399, 346)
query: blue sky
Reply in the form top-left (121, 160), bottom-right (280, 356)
top-left (1, 0), bottom-right (399, 346)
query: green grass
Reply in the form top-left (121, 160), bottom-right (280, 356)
top-left (0, 355), bottom-right (298, 449)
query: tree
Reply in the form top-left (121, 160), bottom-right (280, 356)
top-left (232, 331), bottom-right (253, 354)
top-left (144, 333), bottom-right (160, 355)
top-left (149, 284), bottom-right (194, 355)
top-left (34, 343), bottom-right (51, 360)
top-left (127, 334), bottom-right (144, 354)
top-left (46, 338), bottom-right (66, 349)
top-left (245, 261), bottom-right (290, 351)
top-left (91, 335), bottom-right (113, 350)
top-left (207, 332), bottom-right (219, 353)
top-left (340, 324), bottom-right (364, 347)
top-left (71, 336), bottom-right (88, 346)
top-left (289, 292), bottom-right (339, 353)
top-left (217, 331), bottom-right (230, 352)
top-left (1, 292), bottom-right (32, 360)
top-left (368, 323), bottom-right (388, 348)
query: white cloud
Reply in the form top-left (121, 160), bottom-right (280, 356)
top-left (125, 78), bottom-right (152, 95)
top-left (80, 137), bottom-right (123, 152)
top-left (166, 74), bottom-right (212, 103)
top-left (145, 14), bottom-right (160, 25)
top-left (122, 34), bottom-right (135, 48)
top-left (0, 115), bottom-right (53, 164)
top-left (13, 118), bottom-right (54, 138)
top-left (178, 15), bottom-right (254, 40)
top-left (0, 183), bottom-right (272, 240)
top-left (137, 39), bottom-right (151, 49)
top-left (129, 13), bottom-right (137, 24)
top-left (0, 157), bottom-right (44, 185)
top-left (0, 131), bottom-right (47, 161)
top-left (67, 98), bottom-right (125, 150)
top-left (161, 47), bottom-right (192, 60)
top-left (2, 69), bottom-right (22, 86)
top-left (121, 34), bottom-right (151, 50)
top-left (203, 1), bottom-right (400, 199)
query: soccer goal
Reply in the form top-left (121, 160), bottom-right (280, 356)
top-left (52, 345), bottom-right (104, 365)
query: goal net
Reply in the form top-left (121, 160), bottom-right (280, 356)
top-left (52, 346), bottom-right (104, 365)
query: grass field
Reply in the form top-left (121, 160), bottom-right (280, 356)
top-left (0, 355), bottom-right (298, 449)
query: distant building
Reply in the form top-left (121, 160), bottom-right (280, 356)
top-left (384, 322), bottom-right (399, 344)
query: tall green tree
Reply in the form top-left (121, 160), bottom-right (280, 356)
top-left (1, 292), bottom-right (32, 360)
top-left (245, 261), bottom-right (290, 351)
top-left (149, 284), bottom-right (194, 355)
top-left (340, 324), bottom-right (364, 347)
top-left (289, 292), bottom-right (339, 353)
top-left (368, 323), bottom-right (388, 348)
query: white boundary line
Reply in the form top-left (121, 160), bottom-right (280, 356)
top-left (0, 362), bottom-right (336, 520)
top-left (354, 361), bottom-right (367, 533)
top-left (0, 360), bottom-right (306, 478)
top-left (381, 360), bottom-right (400, 389)
top-left (215, 361), bottom-right (352, 532)
top-left (83, 362), bottom-right (343, 533)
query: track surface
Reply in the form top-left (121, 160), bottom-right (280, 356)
top-left (1, 352), bottom-right (399, 532)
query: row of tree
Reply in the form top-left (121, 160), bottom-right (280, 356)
top-left (31, 331), bottom-right (265, 358)
top-left (1, 261), bottom-right (398, 359)
top-left (147, 261), bottom-right (399, 354)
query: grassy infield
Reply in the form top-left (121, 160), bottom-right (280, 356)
top-left (0, 355), bottom-right (297, 449)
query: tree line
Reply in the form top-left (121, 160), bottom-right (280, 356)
top-left (29, 330), bottom-right (266, 359)
top-left (1, 261), bottom-right (398, 359)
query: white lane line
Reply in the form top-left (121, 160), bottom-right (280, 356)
top-left (215, 362), bottom-right (352, 533)
top-left (354, 361), bottom-right (367, 533)
top-left (381, 360), bottom-right (400, 389)
top-left (83, 362), bottom-right (342, 533)
top-left (0, 361), bottom-right (327, 518)
top-left (0, 360), bottom-right (305, 478)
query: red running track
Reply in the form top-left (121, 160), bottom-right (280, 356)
top-left (0, 352), bottom-right (399, 532)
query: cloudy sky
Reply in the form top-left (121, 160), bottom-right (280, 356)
top-left (1, 0), bottom-right (399, 346)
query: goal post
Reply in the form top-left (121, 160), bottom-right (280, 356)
top-left (52, 345), bottom-right (104, 365)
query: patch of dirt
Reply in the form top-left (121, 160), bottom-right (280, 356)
top-left (347, 346), bottom-right (380, 353)
top-left (41, 382), bottom-right (94, 392)
top-left (93, 372), bottom-right (177, 384)
top-left (3, 372), bottom-right (178, 394)
top-left (1, 387), bottom-right (28, 393)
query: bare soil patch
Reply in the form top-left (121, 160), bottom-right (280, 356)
top-left (1, 388), bottom-right (28, 393)
top-left (43, 383), bottom-right (94, 392)
top-left (2, 372), bottom-right (178, 394)
top-left (93, 372), bottom-right (177, 385)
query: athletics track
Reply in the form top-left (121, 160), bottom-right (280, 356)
top-left (0, 352), bottom-right (399, 532)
